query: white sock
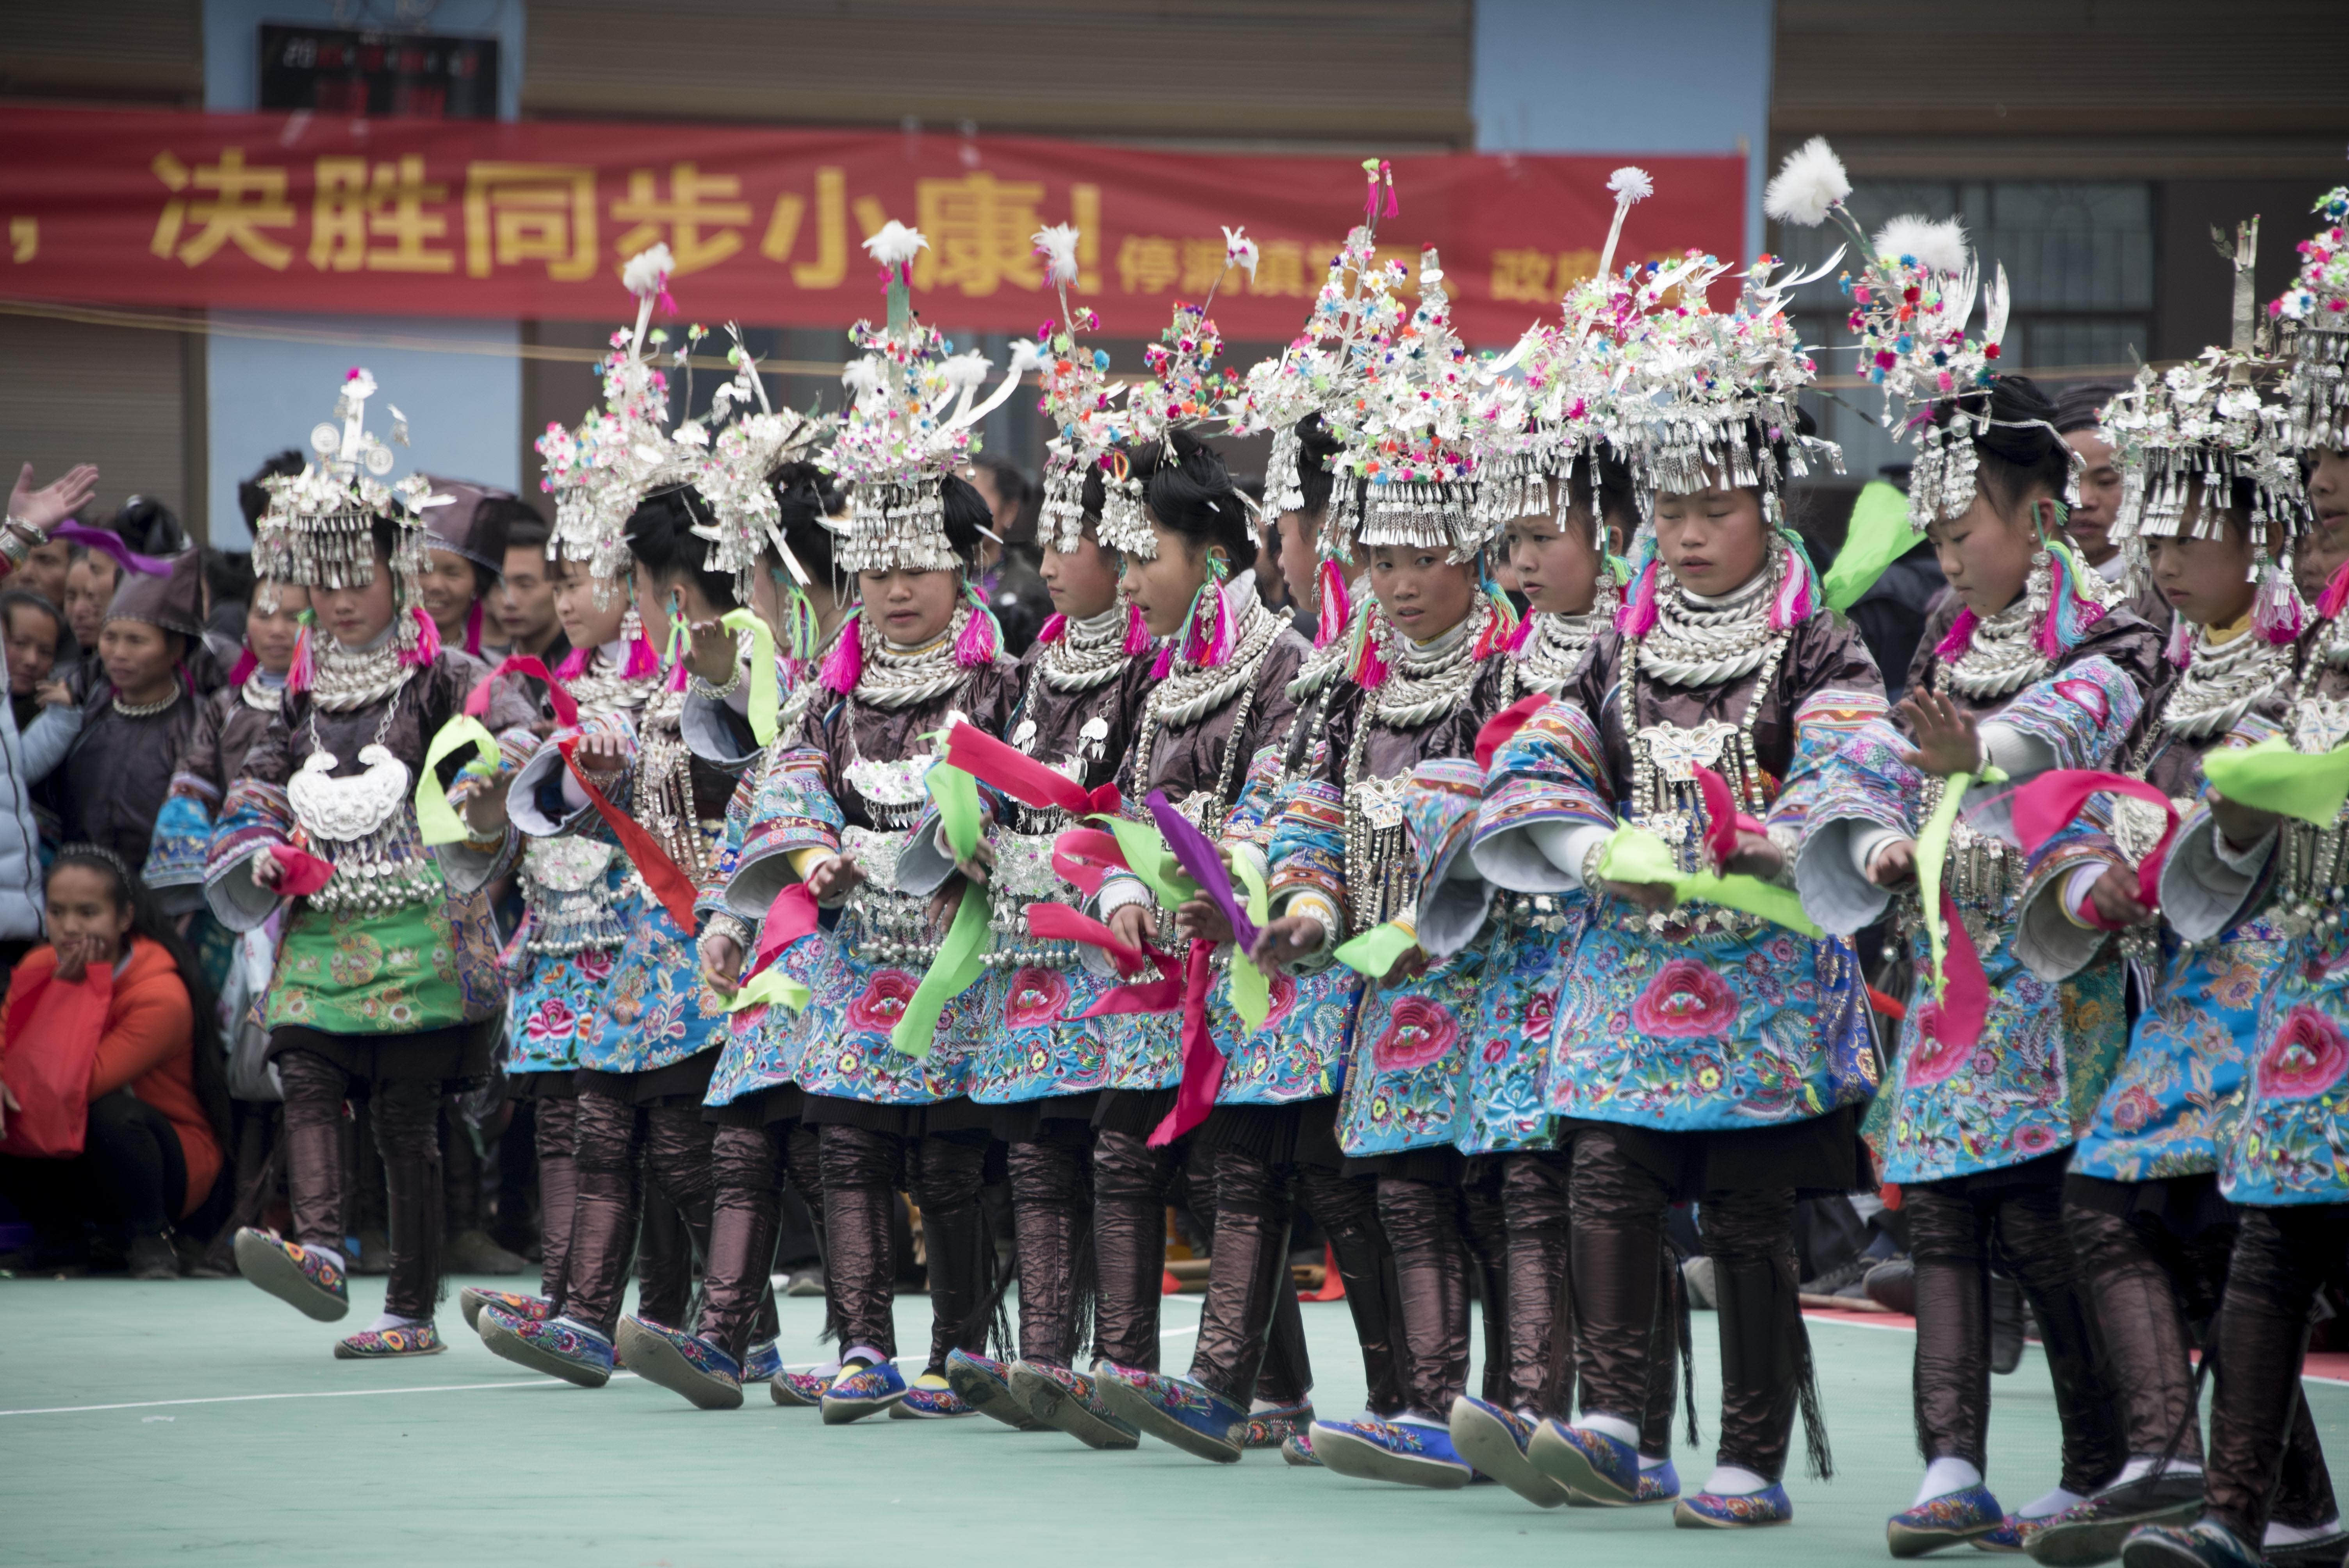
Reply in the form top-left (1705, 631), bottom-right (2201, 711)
top-left (1251, 1393), bottom-right (1309, 1414)
top-left (2020, 1486), bottom-right (2087, 1520)
top-left (1915, 1457), bottom-right (1985, 1509)
top-left (1581, 1412), bottom-right (1640, 1447)
top-left (1396, 1410), bottom-right (1444, 1428)
top-left (306, 1244), bottom-right (346, 1271)
top-left (2113, 1455), bottom-right (2202, 1485)
top-left (1704, 1465), bottom-right (1772, 1497)
top-left (1641, 1454), bottom-right (1670, 1472)
top-left (841, 1345), bottom-right (888, 1369)
top-left (363, 1312), bottom-right (424, 1333)
top-left (2267, 1518), bottom-right (2342, 1547)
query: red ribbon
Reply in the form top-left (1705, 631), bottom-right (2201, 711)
top-left (2010, 768), bottom-right (2180, 913)
top-left (269, 843), bottom-right (335, 897)
top-left (466, 656), bottom-right (577, 730)
top-left (755, 883), bottom-right (821, 968)
top-left (1917, 889), bottom-right (1991, 1054)
top-left (557, 736), bottom-right (701, 933)
top-left (942, 722), bottom-right (1120, 818)
top-left (1474, 692), bottom-right (1550, 771)
top-left (1052, 827), bottom-right (1131, 897)
top-left (1024, 902), bottom-right (1168, 981)
top-left (1148, 941), bottom-right (1222, 1148)
top-left (1695, 763), bottom-right (1770, 872)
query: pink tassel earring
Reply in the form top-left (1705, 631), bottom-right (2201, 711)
top-left (2253, 549), bottom-right (2308, 646)
top-left (403, 604), bottom-right (441, 668)
top-left (1315, 558), bottom-right (1351, 649)
top-left (2165, 611), bottom-right (2194, 668)
top-left (555, 644), bottom-right (590, 681)
top-left (953, 590), bottom-right (1001, 668)
top-left (1122, 602), bottom-right (1151, 657)
top-left (821, 608), bottom-right (865, 694)
top-left (286, 614), bottom-right (315, 694)
top-left (620, 604), bottom-right (659, 679)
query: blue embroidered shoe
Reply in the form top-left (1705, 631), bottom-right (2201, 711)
top-left (2032, 1474), bottom-right (2208, 1566)
top-left (615, 1316), bottom-right (742, 1411)
top-left (1311, 1417), bottom-right (1476, 1491)
top-left (333, 1320), bottom-right (445, 1359)
top-left (770, 1365), bottom-right (834, 1408)
top-left (478, 1307), bottom-right (614, 1388)
top-left (1096, 1365), bottom-right (1249, 1463)
top-left (741, 1340), bottom-right (781, 1384)
top-left (944, 1351), bottom-right (1042, 1430)
top-left (819, 1360), bottom-right (909, 1424)
top-left (2119, 1523), bottom-right (2263, 1568)
top-left (1979, 1516), bottom-right (2055, 1554)
top-left (890, 1371), bottom-right (977, 1419)
top-left (233, 1228), bottom-right (349, 1322)
top-left (1637, 1459), bottom-right (1684, 1504)
top-left (1282, 1429), bottom-right (1323, 1467)
top-left (1008, 1360), bottom-right (1138, 1451)
top-left (1891, 1485), bottom-right (2008, 1557)
top-left (1450, 1397), bottom-right (1568, 1507)
top-left (1237, 1401), bottom-right (1315, 1451)
top-left (458, 1288), bottom-right (549, 1332)
top-left (1527, 1419), bottom-right (1643, 1506)
top-left (1674, 1484), bottom-right (1795, 1529)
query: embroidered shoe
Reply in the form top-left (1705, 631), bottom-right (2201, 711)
top-left (1638, 1459), bottom-right (1684, 1504)
top-left (2119, 1523), bottom-right (2264, 1568)
top-left (1008, 1360), bottom-right (1138, 1451)
top-left (1674, 1484), bottom-right (1795, 1529)
top-left (890, 1370), bottom-right (977, 1419)
top-left (1282, 1429), bottom-right (1323, 1468)
top-left (944, 1350), bottom-right (1042, 1430)
top-left (1891, 1485), bottom-right (2009, 1557)
top-left (1979, 1516), bottom-right (2054, 1554)
top-left (233, 1228), bottom-right (349, 1322)
top-left (333, 1321), bottom-right (445, 1358)
top-left (2261, 1523), bottom-right (2349, 1568)
top-left (772, 1366), bottom-right (835, 1407)
top-left (741, 1340), bottom-right (781, 1384)
top-left (1450, 1396), bottom-right (1568, 1508)
top-left (1096, 1365), bottom-right (1249, 1464)
top-left (615, 1317), bottom-right (743, 1411)
top-left (1311, 1417), bottom-right (1476, 1490)
top-left (2032, 1474), bottom-right (2209, 1567)
top-left (478, 1307), bottom-right (614, 1388)
top-left (458, 1288), bottom-right (549, 1332)
top-left (1237, 1401), bottom-right (1315, 1451)
top-left (819, 1360), bottom-right (909, 1424)
top-left (1527, 1419), bottom-right (1643, 1507)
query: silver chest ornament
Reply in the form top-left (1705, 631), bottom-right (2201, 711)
top-left (285, 745), bottom-right (442, 916)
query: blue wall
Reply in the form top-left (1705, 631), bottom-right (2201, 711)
top-left (200, 0), bottom-right (525, 545)
top-left (1472, 0), bottom-right (1773, 264)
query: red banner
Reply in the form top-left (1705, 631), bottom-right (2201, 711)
top-left (0, 107), bottom-right (1743, 345)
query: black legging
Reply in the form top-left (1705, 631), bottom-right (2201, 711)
top-left (0, 1088), bottom-right (189, 1237)
top-left (278, 1049), bottom-right (444, 1322)
top-left (2204, 1205), bottom-right (2348, 1545)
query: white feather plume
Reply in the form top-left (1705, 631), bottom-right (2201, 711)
top-left (1223, 225), bottom-right (1260, 279)
top-left (621, 244), bottom-right (675, 298)
top-left (841, 359), bottom-right (887, 403)
top-left (862, 222), bottom-right (928, 270)
top-left (1763, 136), bottom-right (1850, 226)
top-left (1006, 337), bottom-right (1045, 375)
top-left (1607, 166), bottom-right (1654, 204)
top-left (1031, 224), bottom-right (1081, 287)
top-left (941, 351), bottom-right (990, 391)
top-left (1874, 215), bottom-right (1970, 276)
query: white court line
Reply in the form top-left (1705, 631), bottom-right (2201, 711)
top-left (4, 1315), bottom-right (1204, 1417)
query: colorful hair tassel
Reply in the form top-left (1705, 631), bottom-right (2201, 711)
top-left (2032, 543), bottom-right (2107, 659)
top-left (954, 589), bottom-right (1002, 668)
top-left (820, 608), bottom-right (864, 694)
top-left (1179, 576), bottom-right (1232, 667)
top-left (555, 644), bottom-right (591, 682)
top-left (2322, 555), bottom-right (2349, 622)
top-left (403, 603), bottom-right (441, 668)
top-left (1936, 606), bottom-right (1979, 662)
top-left (228, 646), bottom-right (257, 686)
top-left (782, 583), bottom-right (821, 665)
top-left (664, 607), bottom-right (691, 690)
top-left (621, 606), bottom-right (661, 679)
top-left (286, 612), bottom-right (315, 693)
top-left (1315, 558), bottom-right (1352, 649)
top-left (2253, 556), bottom-right (2308, 646)
top-left (1472, 579), bottom-right (1520, 661)
top-left (1036, 612), bottom-right (1068, 645)
top-left (1344, 597), bottom-right (1390, 689)
top-left (1123, 602), bottom-right (1152, 657)
top-left (1767, 532), bottom-right (1819, 631)
top-left (1617, 554), bottom-right (1662, 638)
top-left (1505, 612), bottom-right (1535, 653)
top-left (463, 597), bottom-right (484, 658)
top-left (1150, 642), bottom-right (1174, 680)
top-left (2164, 612), bottom-right (2194, 669)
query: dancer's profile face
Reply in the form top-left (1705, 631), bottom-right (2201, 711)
top-left (1118, 514), bottom-right (1219, 640)
top-left (1041, 530), bottom-right (1121, 622)
top-left (1930, 488), bottom-right (2050, 618)
top-left (1505, 488), bottom-right (1605, 617)
top-left (2146, 506), bottom-right (2255, 631)
top-left (1652, 483), bottom-right (1767, 598)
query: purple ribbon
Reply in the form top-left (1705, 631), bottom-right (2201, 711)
top-left (53, 521), bottom-right (171, 577)
top-left (1146, 789), bottom-right (1258, 953)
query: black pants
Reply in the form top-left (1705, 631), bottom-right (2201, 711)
top-left (698, 1119), bottom-right (823, 1362)
top-left (0, 1089), bottom-right (189, 1240)
top-left (820, 1123), bottom-right (991, 1371)
top-left (557, 1088), bottom-right (716, 1340)
top-left (278, 1049), bottom-right (444, 1321)
top-left (2204, 1205), bottom-right (2348, 1544)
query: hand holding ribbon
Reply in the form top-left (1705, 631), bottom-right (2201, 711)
top-left (2011, 769), bottom-right (2179, 911)
top-left (888, 762), bottom-right (989, 1061)
top-left (556, 736), bottom-right (702, 932)
top-left (416, 715), bottom-right (505, 846)
top-left (2201, 737), bottom-right (2349, 827)
top-left (944, 721), bottom-right (1121, 818)
top-left (465, 657), bottom-right (578, 730)
top-left (1595, 826), bottom-right (1823, 937)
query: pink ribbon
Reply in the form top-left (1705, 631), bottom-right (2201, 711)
top-left (465, 656), bottom-right (578, 730)
top-left (2010, 768), bottom-right (2180, 912)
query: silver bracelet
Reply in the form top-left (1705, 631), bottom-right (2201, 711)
top-left (1579, 837), bottom-right (1609, 889)
top-left (699, 911), bottom-right (753, 951)
top-left (687, 659), bottom-right (745, 703)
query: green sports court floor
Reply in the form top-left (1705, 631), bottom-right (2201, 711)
top-left (3, 1272), bottom-right (2342, 1568)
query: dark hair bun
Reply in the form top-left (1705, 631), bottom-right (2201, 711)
top-left (1138, 428), bottom-right (1256, 574)
top-left (624, 487), bottom-right (740, 609)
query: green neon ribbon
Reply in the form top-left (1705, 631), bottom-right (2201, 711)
top-left (415, 715), bottom-right (503, 846)
top-left (1093, 814), bottom-right (1200, 910)
top-left (1823, 480), bottom-right (1916, 612)
top-left (890, 762), bottom-right (989, 1061)
top-left (2201, 737), bottom-right (2349, 826)
top-left (717, 609), bottom-right (779, 747)
top-left (725, 966), bottom-right (811, 1015)
top-left (1333, 919), bottom-right (1420, 979)
top-left (1914, 765), bottom-right (2006, 999)
top-left (1595, 825), bottom-right (1825, 939)
top-left (1228, 853), bottom-right (1271, 1031)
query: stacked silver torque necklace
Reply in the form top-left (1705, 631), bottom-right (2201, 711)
top-left (1637, 561), bottom-right (1776, 688)
top-left (2161, 626), bottom-right (2291, 740)
top-left (1037, 605), bottom-right (1133, 693)
top-left (1516, 607), bottom-right (1610, 695)
top-left (1940, 567), bottom-right (2052, 702)
top-left (1146, 595), bottom-right (1281, 729)
top-left (857, 606), bottom-right (970, 710)
top-left (1371, 602), bottom-right (1490, 726)
top-left (309, 631), bottom-right (412, 712)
